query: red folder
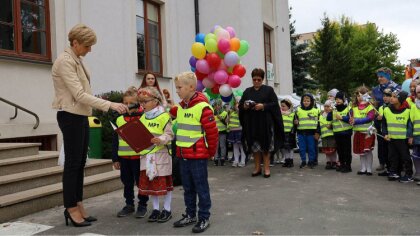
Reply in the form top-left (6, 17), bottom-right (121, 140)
top-left (115, 119), bottom-right (155, 153)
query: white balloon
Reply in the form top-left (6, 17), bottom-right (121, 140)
top-left (219, 84), bottom-right (233, 97)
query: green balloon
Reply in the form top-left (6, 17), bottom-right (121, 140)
top-left (238, 40), bottom-right (249, 57)
top-left (205, 38), bottom-right (217, 53)
top-left (233, 89), bottom-right (243, 97)
top-left (204, 88), bottom-right (220, 99)
top-left (204, 33), bottom-right (217, 44)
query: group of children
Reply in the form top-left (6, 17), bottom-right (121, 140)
top-left (112, 72), bottom-right (217, 233)
top-left (279, 79), bottom-right (420, 185)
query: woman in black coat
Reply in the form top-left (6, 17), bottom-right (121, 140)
top-left (239, 68), bottom-right (284, 178)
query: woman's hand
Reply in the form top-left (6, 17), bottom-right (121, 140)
top-left (151, 137), bottom-right (161, 145)
top-left (335, 113), bottom-right (342, 120)
top-left (110, 102), bottom-right (129, 114)
top-left (243, 103), bottom-right (249, 110)
top-left (254, 103), bottom-right (264, 111)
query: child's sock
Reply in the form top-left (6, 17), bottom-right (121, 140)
top-left (360, 155), bottom-right (367, 172)
top-left (163, 191), bottom-right (172, 211)
top-left (151, 195), bottom-right (159, 210)
top-left (365, 151), bottom-right (373, 173)
top-left (240, 144), bottom-right (246, 164)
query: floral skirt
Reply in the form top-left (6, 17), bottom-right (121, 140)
top-left (139, 170), bottom-right (173, 196)
top-left (353, 132), bottom-right (375, 154)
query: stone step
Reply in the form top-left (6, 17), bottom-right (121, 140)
top-left (0, 170), bottom-right (122, 223)
top-left (0, 159), bottom-right (113, 196)
top-left (0, 151), bottom-right (59, 176)
top-left (0, 143), bottom-right (41, 160)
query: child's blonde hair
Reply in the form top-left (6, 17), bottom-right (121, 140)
top-left (123, 86), bottom-right (138, 98)
top-left (175, 72), bottom-right (197, 87)
top-left (138, 86), bottom-right (164, 105)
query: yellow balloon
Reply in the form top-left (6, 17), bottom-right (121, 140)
top-left (191, 42), bottom-right (206, 59)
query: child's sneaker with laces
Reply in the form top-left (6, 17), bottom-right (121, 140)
top-left (388, 172), bottom-right (400, 181)
top-left (148, 209), bottom-right (160, 222)
top-left (192, 218), bottom-right (210, 233)
top-left (399, 175), bottom-right (414, 183)
top-left (231, 162), bottom-right (238, 167)
top-left (173, 214), bottom-right (197, 227)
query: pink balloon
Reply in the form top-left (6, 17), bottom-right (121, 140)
top-left (217, 39), bottom-right (230, 54)
top-left (214, 70), bottom-right (229, 85)
top-left (226, 26), bottom-right (236, 38)
top-left (208, 71), bottom-right (215, 80)
top-left (224, 51), bottom-right (239, 67)
top-left (195, 59), bottom-right (210, 74)
top-left (216, 28), bottom-right (230, 41)
top-left (228, 75), bottom-right (241, 88)
top-left (202, 78), bottom-right (215, 88)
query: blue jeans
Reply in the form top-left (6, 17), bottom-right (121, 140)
top-left (179, 158), bottom-right (211, 220)
top-left (297, 134), bottom-right (316, 163)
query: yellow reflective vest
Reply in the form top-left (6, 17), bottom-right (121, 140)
top-left (383, 107), bottom-right (410, 139)
top-left (332, 105), bottom-right (352, 132)
top-left (319, 114), bottom-right (333, 138)
top-left (296, 107), bottom-right (320, 130)
top-left (139, 112), bottom-right (171, 155)
top-left (282, 112), bottom-right (295, 133)
top-left (353, 104), bottom-right (374, 132)
top-left (227, 110), bottom-right (240, 130)
top-left (410, 106), bottom-right (420, 136)
top-left (116, 115), bottom-right (141, 156)
top-left (215, 110), bottom-right (227, 132)
top-left (176, 102), bottom-right (213, 148)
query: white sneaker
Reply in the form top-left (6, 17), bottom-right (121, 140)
top-left (232, 162), bottom-right (238, 167)
top-left (238, 163), bottom-right (245, 167)
top-left (280, 157), bottom-right (286, 164)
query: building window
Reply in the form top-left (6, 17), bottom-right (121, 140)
top-left (136, 0), bottom-right (162, 75)
top-left (263, 26), bottom-right (272, 64)
top-left (0, 0), bottom-right (51, 61)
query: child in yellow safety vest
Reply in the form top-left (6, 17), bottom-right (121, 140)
top-left (112, 87), bottom-right (149, 218)
top-left (137, 86), bottom-right (174, 222)
top-left (319, 100), bottom-right (337, 169)
top-left (294, 94), bottom-right (320, 169)
top-left (349, 86), bottom-right (376, 176)
top-left (409, 85), bottom-right (420, 185)
top-left (382, 89), bottom-right (414, 182)
top-left (279, 99), bottom-right (296, 167)
top-left (213, 99), bottom-right (228, 166)
top-left (227, 98), bottom-right (246, 167)
top-left (375, 88), bottom-right (391, 176)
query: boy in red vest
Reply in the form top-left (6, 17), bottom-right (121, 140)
top-left (170, 72), bottom-right (218, 233)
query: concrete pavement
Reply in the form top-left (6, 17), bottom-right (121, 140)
top-left (11, 153), bottom-right (420, 235)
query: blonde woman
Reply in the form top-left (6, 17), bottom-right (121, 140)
top-left (52, 24), bottom-right (128, 227)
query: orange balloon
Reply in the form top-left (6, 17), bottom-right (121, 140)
top-left (230, 38), bottom-right (240, 52)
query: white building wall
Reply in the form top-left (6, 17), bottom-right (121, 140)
top-left (0, 0), bottom-right (292, 141)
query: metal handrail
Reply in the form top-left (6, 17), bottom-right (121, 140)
top-left (0, 97), bottom-right (40, 129)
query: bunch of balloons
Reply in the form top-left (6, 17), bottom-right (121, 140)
top-left (189, 25), bottom-right (249, 102)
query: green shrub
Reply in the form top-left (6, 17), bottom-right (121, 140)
top-left (92, 90), bottom-right (124, 159)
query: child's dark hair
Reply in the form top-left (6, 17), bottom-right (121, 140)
top-left (352, 85), bottom-right (371, 107)
top-left (281, 99), bottom-right (292, 109)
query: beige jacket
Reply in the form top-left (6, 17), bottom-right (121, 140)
top-left (140, 120), bottom-right (173, 176)
top-left (52, 48), bottom-right (111, 116)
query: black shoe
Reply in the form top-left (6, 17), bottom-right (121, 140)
top-left (213, 160), bottom-right (219, 166)
top-left (83, 216), bottom-right (97, 222)
top-left (289, 159), bottom-right (294, 168)
top-left (192, 218), bottom-right (210, 233)
top-left (399, 175), bottom-right (414, 183)
top-left (341, 167), bottom-right (351, 173)
top-left (148, 209), bottom-right (160, 222)
top-left (117, 205), bottom-right (135, 217)
top-left (336, 165), bottom-right (342, 172)
top-left (157, 209), bottom-right (172, 223)
top-left (357, 171), bottom-right (367, 175)
top-left (331, 162), bottom-right (337, 169)
top-left (220, 160), bottom-right (225, 166)
top-left (173, 214), bottom-right (197, 227)
top-left (251, 171), bottom-right (262, 177)
top-left (263, 173), bottom-right (271, 178)
top-left (378, 170), bottom-right (389, 176)
top-left (388, 173), bottom-right (400, 181)
top-left (308, 161), bottom-right (314, 169)
top-left (325, 162), bottom-right (332, 170)
top-left (282, 160), bottom-right (289, 167)
top-left (366, 172), bottom-right (373, 176)
top-left (64, 210), bottom-right (91, 227)
top-left (135, 206), bottom-right (148, 218)
top-left (299, 161), bottom-right (306, 168)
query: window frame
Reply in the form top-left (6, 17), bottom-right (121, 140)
top-left (0, 0), bottom-right (52, 62)
top-left (136, 0), bottom-right (163, 76)
top-left (263, 25), bottom-right (272, 79)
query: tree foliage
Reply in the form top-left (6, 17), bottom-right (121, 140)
top-left (310, 15), bottom-right (404, 95)
top-left (289, 8), bottom-right (317, 95)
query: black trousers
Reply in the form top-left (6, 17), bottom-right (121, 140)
top-left (57, 111), bottom-right (89, 208)
top-left (377, 135), bottom-right (389, 167)
top-left (119, 158), bottom-right (149, 207)
top-left (388, 139), bottom-right (413, 176)
top-left (334, 133), bottom-right (352, 168)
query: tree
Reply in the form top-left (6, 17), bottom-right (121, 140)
top-left (289, 8), bottom-right (317, 95)
top-left (310, 15), bottom-right (404, 95)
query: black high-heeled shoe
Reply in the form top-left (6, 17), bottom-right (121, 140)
top-left (251, 171), bottom-right (262, 177)
top-left (84, 216), bottom-right (97, 222)
top-left (64, 210), bottom-right (91, 227)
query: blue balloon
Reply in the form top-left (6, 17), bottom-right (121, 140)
top-left (221, 94), bottom-right (233, 103)
top-left (191, 66), bottom-right (196, 72)
top-left (189, 56), bottom-right (197, 67)
top-left (402, 78), bottom-right (412, 93)
top-left (195, 33), bottom-right (205, 44)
